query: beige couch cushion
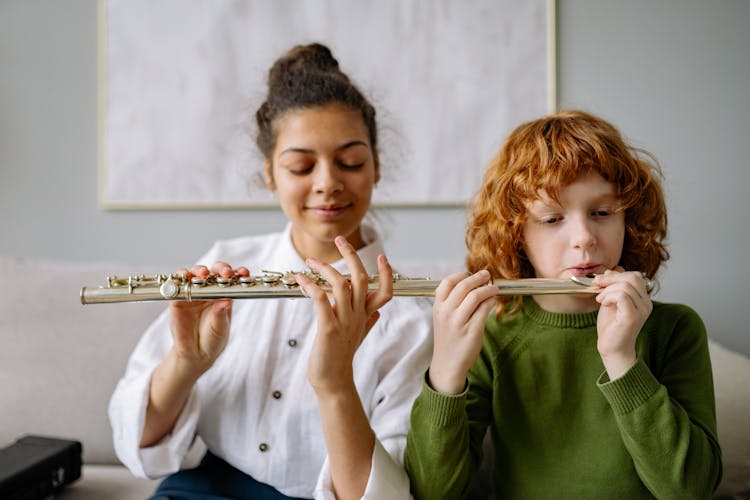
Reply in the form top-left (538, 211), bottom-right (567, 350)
top-left (0, 256), bottom-right (164, 465)
top-left (56, 465), bottom-right (158, 499)
top-left (1, 256), bottom-right (748, 497)
top-left (709, 339), bottom-right (750, 496)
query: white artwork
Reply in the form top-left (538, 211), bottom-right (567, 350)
top-left (100, 0), bottom-right (554, 208)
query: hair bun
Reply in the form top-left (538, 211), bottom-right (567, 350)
top-left (268, 43), bottom-right (344, 87)
top-left (256, 42), bottom-right (377, 159)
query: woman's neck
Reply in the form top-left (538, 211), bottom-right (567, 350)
top-left (290, 228), bottom-right (366, 264)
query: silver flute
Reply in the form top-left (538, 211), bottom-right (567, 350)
top-left (80, 270), bottom-right (600, 304)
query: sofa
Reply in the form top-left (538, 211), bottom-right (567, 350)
top-left (1, 255), bottom-right (748, 499)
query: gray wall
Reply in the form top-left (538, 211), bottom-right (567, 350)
top-left (2, 0), bottom-right (749, 356)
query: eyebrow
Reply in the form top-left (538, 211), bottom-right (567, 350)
top-left (530, 191), bottom-right (618, 208)
top-left (279, 140), bottom-right (369, 157)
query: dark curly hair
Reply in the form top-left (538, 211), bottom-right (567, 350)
top-left (255, 43), bottom-right (378, 164)
top-left (466, 110), bottom-right (669, 316)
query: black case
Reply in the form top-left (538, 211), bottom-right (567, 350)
top-left (0, 435), bottom-right (82, 500)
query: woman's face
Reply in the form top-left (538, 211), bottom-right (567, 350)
top-left (522, 171), bottom-right (625, 312)
top-left (265, 103), bottom-right (379, 262)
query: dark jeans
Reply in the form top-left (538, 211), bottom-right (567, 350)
top-left (149, 451), bottom-right (310, 500)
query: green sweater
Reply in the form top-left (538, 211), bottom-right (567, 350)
top-left (405, 300), bottom-right (722, 500)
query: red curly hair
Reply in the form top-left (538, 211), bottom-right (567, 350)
top-left (466, 110), bottom-right (669, 316)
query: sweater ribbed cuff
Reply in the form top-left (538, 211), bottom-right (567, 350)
top-left (596, 359), bottom-right (661, 416)
top-left (420, 372), bottom-right (467, 427)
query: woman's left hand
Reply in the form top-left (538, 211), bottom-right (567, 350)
top-left (297, 236), bottom-right (393, 397)
top-left (593, 267), bottom-right (653, 379)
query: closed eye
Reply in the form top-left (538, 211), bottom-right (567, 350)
top-left (338, 161), bottom-right (365, 171)
top-left (591, 208), bottom-right (614, 217)
top-left (539, 216), bottom-right (561, 225)
top-left (288, 165), bottom-right (314, 175)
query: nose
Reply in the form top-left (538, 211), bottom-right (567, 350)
top-left (570, 216), bottom-right (596, 250)
top-left (313, 161), bottom-right (344, 195)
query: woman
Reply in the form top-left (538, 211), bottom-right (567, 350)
top-left (109, 43), bottom-right (433, 500)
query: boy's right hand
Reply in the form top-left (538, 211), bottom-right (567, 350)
top-left (167, 262), bottom-right (246, 376)
top-left (428, 270), bottom-right (498, 395)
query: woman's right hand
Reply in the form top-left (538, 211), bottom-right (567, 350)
top-left (141, 261), bottom-right (245, 447)
top-left (167, 262), bottom-right (245, 376)
top-left (428, 270), bottom-right (498, 395)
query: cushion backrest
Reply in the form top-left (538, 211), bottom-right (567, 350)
top-left (0, 256), bottom-right (165, 464)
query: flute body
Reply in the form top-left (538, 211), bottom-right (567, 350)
top-left (80, 271), bottom-right (600, 305)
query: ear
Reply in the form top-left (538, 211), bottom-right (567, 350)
top-left (373, 152), bottom-right (381, 185)
top-left (263, 160), bottom-right (276, 191)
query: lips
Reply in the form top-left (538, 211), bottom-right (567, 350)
top-left (307, 202), bottom-right (353, 219)
top-left (568, 264), bottom-right (602, 276)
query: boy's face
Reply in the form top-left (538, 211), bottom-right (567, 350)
top-left (522, 171), bottom-right (625, 313)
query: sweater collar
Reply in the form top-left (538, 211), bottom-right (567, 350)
top-left (522, 298), bottom-right (599, 329)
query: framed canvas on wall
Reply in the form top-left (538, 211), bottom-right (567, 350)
top-left (99, 0), bottom-right (556, 209)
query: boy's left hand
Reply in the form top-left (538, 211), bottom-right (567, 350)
top-left (593, 267), bottom-right (653, 380)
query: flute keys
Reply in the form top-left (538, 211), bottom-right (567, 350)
top-left (159, 280), bottom-right (180, 299)
top-left (191, 273), bottom-right (258, 288)
top-left (261, 275), bottom-right (280, 286)
top-left (280, 272), bottom-right (297, 288)
top-left (238, 276), bottom-right (255, 287)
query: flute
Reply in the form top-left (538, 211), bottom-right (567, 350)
top-left (80, 270), bottom-right (601, 305)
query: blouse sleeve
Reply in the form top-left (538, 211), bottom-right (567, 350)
top-left (107, 306), bottom-right (206, 478)
top-left (107, 244), bottom-right (221, 478)
top-left (314, 297), bottom-right (434, 499)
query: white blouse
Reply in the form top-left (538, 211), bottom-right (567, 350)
top-left (108, 224), bottom-right (434, 499)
